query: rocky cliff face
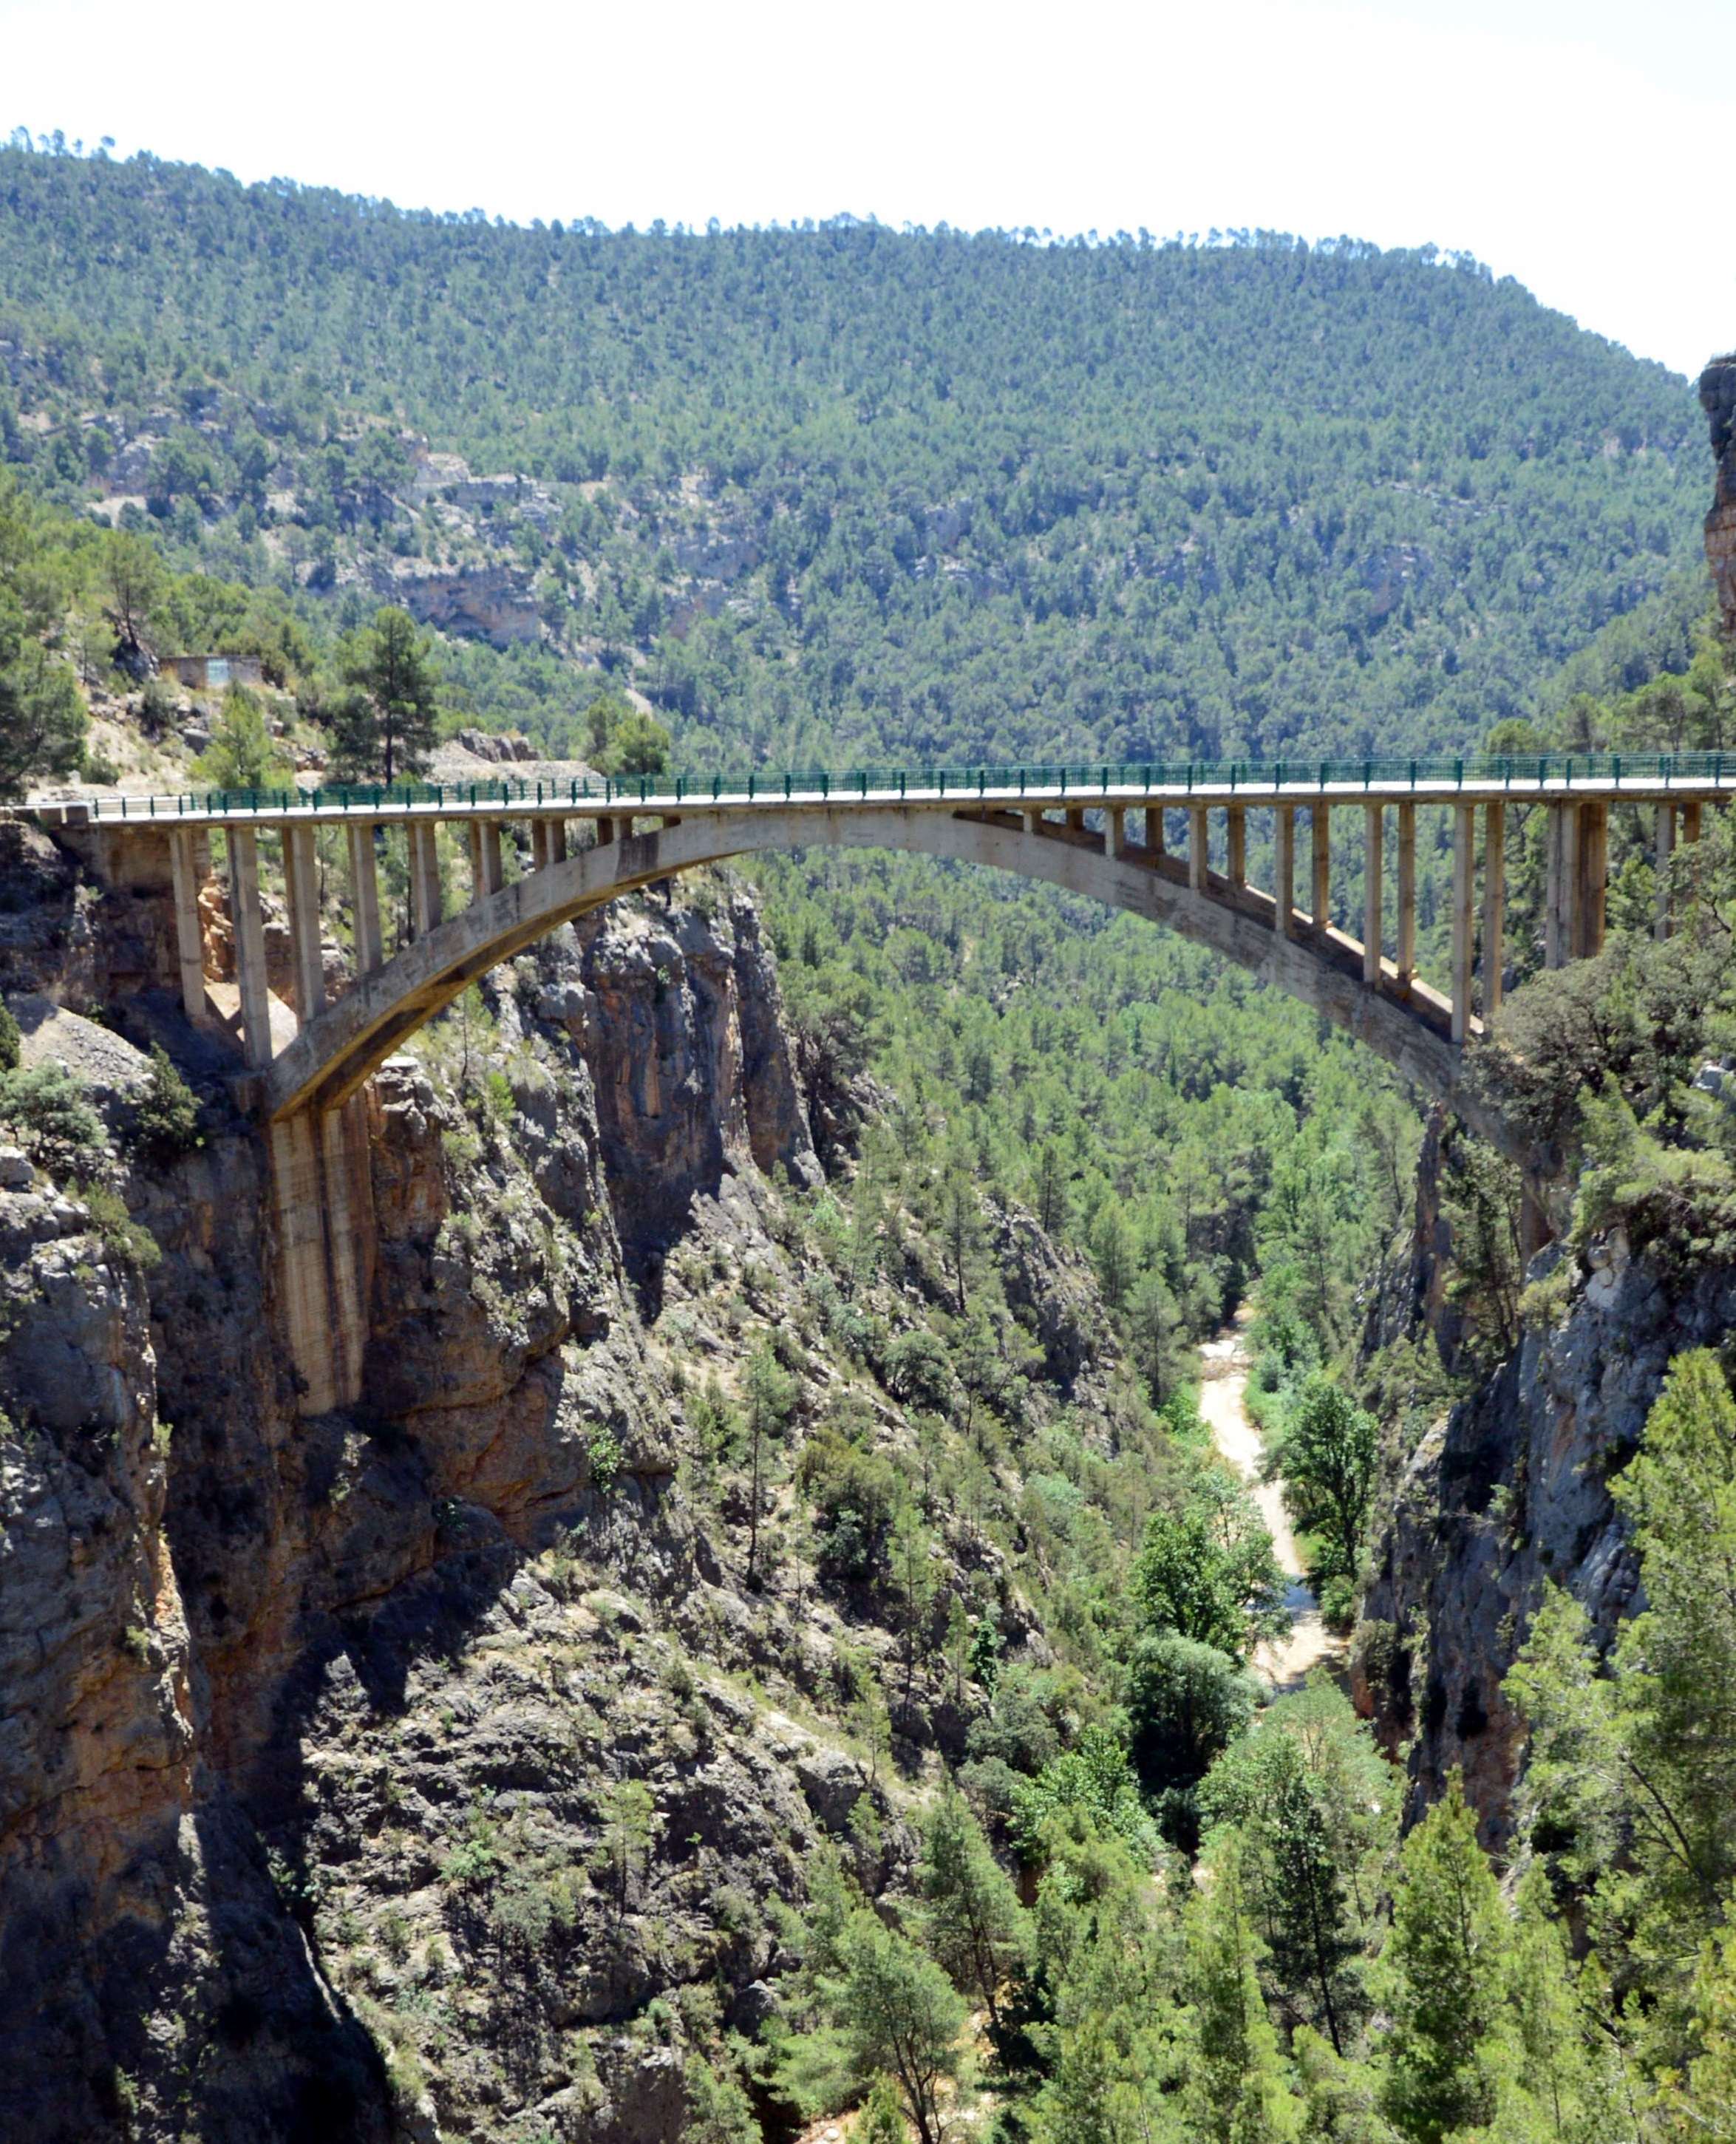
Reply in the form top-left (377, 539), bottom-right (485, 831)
top-left (0, 842), bottom-right (1119, 2143)
top-left (1701, 355), bottom-right (1736, 640)
top-left (1355, 1233), bottom-right (1732, 1848)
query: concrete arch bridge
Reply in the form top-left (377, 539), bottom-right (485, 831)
top-left (32, 753), bottom-right (1726, 1409)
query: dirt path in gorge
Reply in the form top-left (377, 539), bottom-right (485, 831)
top-left (1199, 1318), bottom-right (1345, 1689)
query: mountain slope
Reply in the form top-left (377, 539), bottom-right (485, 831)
top-left (0, 142), bottom-right (1706, 767)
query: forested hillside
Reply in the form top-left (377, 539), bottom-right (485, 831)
top-left (0, 136), bottom-right (1706, 767)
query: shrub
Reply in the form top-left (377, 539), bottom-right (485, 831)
top-left (882, 1326), bottom-right (955, 1412)
top-left (1127, 1631), bottom-right (1258, 1793)
top-left (1009, 1723), bottom-right (1158, 1865)
top-left (964, 1664), bottom-right (1063, 1777)
top-left (191, 682), bottom-right (291, 792)
top-left (586, 1422), bottom-right (622, 1489)
top-left (1126, 1630), bottom-right (1258, 1845)
top-left (129, 1044), bottom-right (202, 1163)
top-left (683, 2049), bottom-right (760, 2144)
top-left (0, 1003), bottom-right (18, 1072)
top-left (71, 1180), bottom-right (161, 1269)
top-left (440, 1837), bottom-right (498, 1891)
top-left (0, 1062), bottom-right (104, 1151)
top-left (137, 677), bottom-right (176, 738)
top-left (799, 1424), bottom-right (902, 1582)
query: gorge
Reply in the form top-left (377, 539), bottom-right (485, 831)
top-left (1, 144), bottom-right (1735, 2143)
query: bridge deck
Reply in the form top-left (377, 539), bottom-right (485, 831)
top-left (21, 748), bottom-right (1736, 831)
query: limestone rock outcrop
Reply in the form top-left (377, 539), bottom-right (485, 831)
top-left (1357, 1239), bottom-right (1734, 1846)
top-left (1700, 354), bottom-right (1736, 639)
top-left (561, 887), bottom-right (822, 1293)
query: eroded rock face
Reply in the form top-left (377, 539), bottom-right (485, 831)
top-left (1701, 354), bottom-right (1736, 639)
top-left (1358, 1240), bottom-right (1736, 1846)
top-left (0, 1174), bottom-right (395, 2143)
top-left (0, 872), bottom-right (942, 2141)
top-left (565, 888), bottom-right (821, 1293)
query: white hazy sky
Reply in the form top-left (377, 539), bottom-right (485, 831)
top-left (3, 0), bottom-right (1731, 381)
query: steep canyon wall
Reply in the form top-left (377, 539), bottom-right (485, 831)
top-left (0, 845), bottom-right (1033, 2144)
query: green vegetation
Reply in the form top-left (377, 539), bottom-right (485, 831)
top-left (1268, 1374), bottom-right (1379, 1619)
top-left (758, 1330), bottom-right (1736, 2140)
top-left (330, 606), bottom-right (441, 783)
top-left (127, 1044), bottom-right (202, 1165)
top-left (755, 848), bottom-right (1420, 1354)
top-left (191, 681), bottom-right (290, 790)
top-left (0, 1061), bottom-right (104, 1154)
top-left (0, 474), bottom-right (87, 794)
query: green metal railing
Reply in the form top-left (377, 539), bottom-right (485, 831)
top-left (74, 748), bottom-right (1736, 822)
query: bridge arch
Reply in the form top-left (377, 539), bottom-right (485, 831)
top-left (262, 803), bottom-right (1511, 1154)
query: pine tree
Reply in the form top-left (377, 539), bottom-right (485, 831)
top-left (336, 605), bottom-right (440, 783)
top-left (1378, 1775), bottom-right (1505, 2144)
top-left (1260, 1744), bottom-right (1360, 2053)
top-left (1505, 1347), bottom-right (1736, 2066)
top-left (1492, 1865), bottom-right (1634, 2144)
top-left (849, 2075), bottom-right (905, 2143)
top-left (918, 1784), bottom-right (1028, 2031)
top-left (1185, 1836), bottom-right (1304, 2144)
top-left (837, 1912), bottom-right (966, 2144)
top-left (1661, 1913), bottom-right (1736, 2144)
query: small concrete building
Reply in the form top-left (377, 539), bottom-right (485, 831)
top-left (159, 653), bottom-right (264, 691)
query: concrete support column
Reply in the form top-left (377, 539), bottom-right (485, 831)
top-left (468, 817), bottom-right (504, 902)
top-left (268, 1093), bottom-right (375, 1417)
top-left (347, 821), bottom-right (383, 976)
top-left (1021, 809), bottom-right (1042, 837)
top-left (1396, 802), bottom-right (1416, 983)
top-left (1545, 802), bottom-right (1577, 970)
top-left (548, 817), bottom-right (568, 865)
top-left (530, 819), bottom-right (550, 872)
top-left (1065, 806), bottom-right (1086, 834)
top-left (1188, 804), bottom-right (1209, 893)
top-left (596, 814), bottom-right (617, 846)
top-left (284, 824), bottom-right (325, 1019)
top-left (1106, 807), bottom-right (1126, 859)
top-left (1451, 803), bottom-right (1476, 1045)
top-left (1146, 805), bottom-right (1165, 858)
top-left (1362, 803), bottom-right (1382, 983)
top-left (1655, 802), bottom-right (1676, 941)
top-left (1684, 798), bottom-right (1703, 845)
top-left (1574, 800), bottom-right (1607, 960)
top-left (409, 820), bottom-right (442, 939)
top-left (1311, 804), bottom-right (1330, 932)
top-left (1275, 806), bottom-right (1296, 939)
top-left (1226, 806), bottom-right (1246, 888)
top-left (168, 827), bottom-right (207, 1020)
top-left (227, 826), bottom-right (273, 1070)
top-left (1482, 800), bottom-right (1505, 1019)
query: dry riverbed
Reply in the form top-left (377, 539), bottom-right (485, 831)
top-left (1199, 1321), bottom-right (1345, 1689)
